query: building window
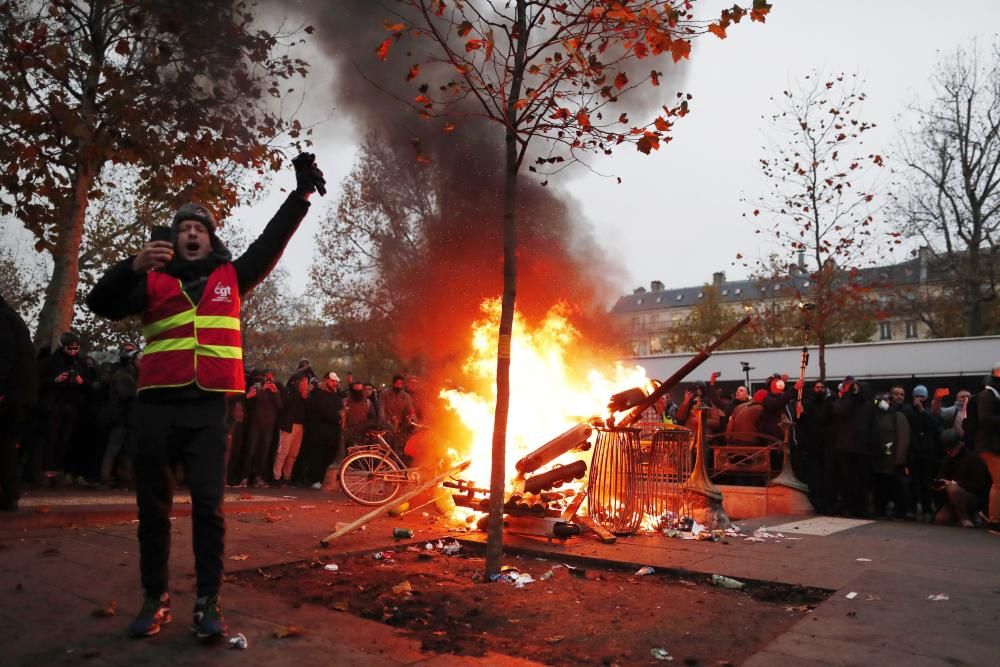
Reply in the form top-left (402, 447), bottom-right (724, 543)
top-left (879, 321), bottom-right (892, 340)
top-left (905, 321), bottom-right (918, 339)
top-left (721, 289), bottom-right (728, 296)
top-left (697, 292), bottom-right (704, 298)
top-left (675, 294), bottom-right (683, 301)
top-left (655, 296), bottom-right (662, 303)
top-left (636, 298), bottom-right (643, 305)
top-left (734, 288), bottom-right (742, 295)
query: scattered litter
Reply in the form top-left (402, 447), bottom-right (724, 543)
top-left (228, 633), bottom-right (248, 650)
top-left (330, 600), bottom-right (349, 612)
top-left (272, 626), bottom-right (303, 638)
top-left (545, 635), bottom-right (565, 644)
top-left (927, 594), bottom-right (949, 601)
top-left (855, 558), bottom-right (872, 562)
top-left (865, 594), bottom-right (881, 601)
top-left (678, 579), bottom-right (697, 587)
top-left (690, 521), bottom-right (705, 536)
top-left (298, 505), bottom-right (316, 509)
top-left (785, 604), bottom-right (814, 613)
top-left (424, 542), bottom-right (434, 550)
top-left (392, 580), bottom-right (413, 596)
top-left (441, 541), bottom-right (462, 555)
top-left (281, 495), bottom-right (297, 499)
top-left (91, 601), bottom-right (117, 618)
top-left (372, 551), bottom-right (396, 561)
top-left (264, 514), bottom-right (281, 523)
top-left (711, 575), bottom-right (745, 590)
top-left (650, 647), bottom-right (673, 661)
top-left (845, 592), bottom-right (858, 599)
top-left (635, 566), bottom-right (656, 576)
top-left (229, 554), bottom-right (249, 561)
top-left (513, 573), bottom-right (535, 588)
top-left (323, 564), bottom-right (339, 572)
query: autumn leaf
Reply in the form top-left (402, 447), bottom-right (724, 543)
top-left (273, 626), bottom-right (304, 639)
top-left (708, 23), bottom-right (727, 39)
top-left (633, 42), bottom-right (648, 58)
top-left (465, 39), bottom-right (482, 52)
top-left (384, 21), bottom-right (405, 33)
top-left (653, 117), bottom-right (672, 132)
top-left (376, 38), bottom-right (392, 61)
top-left (636, 133), bottom-right (660, 154)
top-left (457, 21), bottom-right (473, 37)
top-left (114, 40), bottom-right (130, 56)
top-left (650, 70), bottom-right (661, 86)
top-left (406, 64), bottom-right (420, 81)
top-left (442, 122), bottom-right (456, 132)
top-left (414, 94), bottom-right (431, 106)
top-left (576, 110), bottom-right (591, 128)
top-left (513, 99), bottom-right (530, 110)
top-left (614, 72), bottom-right (628, 90)
top-left (670, 39), bottom-right (691, 62)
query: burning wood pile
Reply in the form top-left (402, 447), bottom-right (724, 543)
top-left (440, 315), bottom-right (752, 543)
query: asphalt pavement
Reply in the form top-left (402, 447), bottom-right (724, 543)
top-left (2, 486), bottom-right (997, 666)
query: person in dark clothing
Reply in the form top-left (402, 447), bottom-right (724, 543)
top-left (273, 372), bottom-right (310, 485)
top-left (0, 295), bottom-right (38, 511)
top-left (760, 374), bottom-right (798, 443)
top-left (871, 391), bottom-right (911, 519)
top-left (241, 370), bottom-right (283, 487)
top-left (85, 152), bottom-right (320, 639)
top-left (798, 381), bottom-right (833, 513)
top-left (891, 384), bottom-right (940, 519)
top-left (344, 379), bottom-right (378, 446)
top-left (36, 331), bottom-right (88, 485)
top-left (933, 429), bottom-right (991, 527)
top-left (298, 372), bottom-right (345, 487)
top-left (832, 377), bottom-right (874, 517)
top-left (972, 366), bottom-right (1000, 534)
top-left (100, 348), bottom-right (139, 487)
top-left (223, 393), bottom-right (247, 485)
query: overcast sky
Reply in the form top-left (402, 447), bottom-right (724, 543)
top-left (234, 0), bottom-right (999, 304)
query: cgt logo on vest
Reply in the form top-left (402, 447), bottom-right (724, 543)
top-left (211, 282), bottom-right (232, 303)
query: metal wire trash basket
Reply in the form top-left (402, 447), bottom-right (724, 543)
top-left (645, 426), bottom-right (694, 520)
top-left (587, 426), bottom-right (645, 534)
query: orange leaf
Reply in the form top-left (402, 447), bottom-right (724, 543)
top-left (670, 39), bottom-right (691, 62)
top-left (633, 42), bottom-right (648, 58)
top-left (465, 39), bottom-right (482, 52)
top-left (384, 22), bottom-right (405, 33)
top-left (457, 21), bottom-right (473, 37)
top-left (406, 64), bottom-right (420, 81)
top-left (376, 38), bottom-right (392, 61)
top-left (513, 99), bottom-right (530, 110)
top-left (414, 94), bottom-right (431, 106)
top-left (576, 110), bottom-right (591, 128)
top-left (614, 72), bottom-right (628, 90)
top-left (708, 23), bottom-right (727, 39)
top-left (653, 117), bottom-right (672, 132)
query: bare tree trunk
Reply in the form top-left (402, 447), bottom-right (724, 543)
top-left (34, 164), bottom-right (96, 351)
top-left (485, 0), bottom-right (527, 579)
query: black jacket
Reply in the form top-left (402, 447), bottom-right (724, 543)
top-left (0, 297), bottom-right (38, 426)
top-left (86, 193), bottom-right (309, 402)
top-left (833, 385), bottom-right (874, 455)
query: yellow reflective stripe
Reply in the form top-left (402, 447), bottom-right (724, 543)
top-left (142, 308), bottom-right (195, 339)
top-left (195, 315), bottom-right (240, 330)
top-left (144, 338), bottom-right (197, 355)
top-left (197, 344), bottom-right (243, 360)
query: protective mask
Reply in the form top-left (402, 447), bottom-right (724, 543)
top-left (774, 380), bottom-right (785, 392)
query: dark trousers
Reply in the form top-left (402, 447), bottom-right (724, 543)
top-left (0, 422), bottom-right (20, 508)
top-left (133, 397), bottom-right (226, 598)
top-left (806, 448), bottom-right (828, 514)
top-left (43, 402), bottom-right (78, 473)
top-left (241, 424), bottom-right (274, 483)
top-left (834, 451), bottom-right (870, 517)
top-left (909, 454), bottom-right (936, 515)
top-left (873, 469), bottom-right (911, 518)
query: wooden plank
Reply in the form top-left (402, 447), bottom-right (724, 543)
top-left (576, 514), bottom-right (617, 544)
top-left (561, 489), bottom-right (587, 521)
top-left (320, 460), bottom-right (471, 546)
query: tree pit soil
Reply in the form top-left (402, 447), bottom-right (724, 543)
top-left (232, 544), bottom-right (830, 666)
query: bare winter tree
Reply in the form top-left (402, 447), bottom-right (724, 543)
top-left (894, 39), bottom-right (1000, 337)
top-left (744, 71), bottom-right (885, 380)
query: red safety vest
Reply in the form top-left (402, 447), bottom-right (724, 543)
top-left (138, 263), bottom-right (243, 393)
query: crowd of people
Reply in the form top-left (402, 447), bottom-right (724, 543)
top-left (640, 367), bottom-right (1000, 534)
top-left (3, 334), bottom-right (426, 497)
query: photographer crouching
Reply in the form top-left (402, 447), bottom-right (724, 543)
top-left (86, 153), bottom-right (325, 640)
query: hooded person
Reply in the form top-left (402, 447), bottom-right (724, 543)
top-left (0, 294), bottom-right (38, 511)
top-left (832, 377), bottom-right (875, 517)
top-left (86, 151), bottom-right (324, 639)
top-left (36, 330), bottom-right (88, 483)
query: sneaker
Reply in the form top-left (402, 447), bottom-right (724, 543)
top-left (988, 523), bottom-right (1000, 536)
top-left (128, 593), bottom-right (171, 637)
top-left (191, 595), bottom-right (227, 639)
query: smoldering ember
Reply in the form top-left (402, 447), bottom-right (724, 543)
top-left (2, 2), bottom-right (1000, 666)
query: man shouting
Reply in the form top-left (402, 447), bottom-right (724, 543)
top-left (87, 153), bottom-right (324, 640)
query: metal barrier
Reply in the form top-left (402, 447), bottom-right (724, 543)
top-left (587, 426), bottom-right (645, 534)
top-left (644, 426), bottom-right (694, 520)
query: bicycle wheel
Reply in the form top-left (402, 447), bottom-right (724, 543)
top-left (339, 451), bottom-right (403, 506)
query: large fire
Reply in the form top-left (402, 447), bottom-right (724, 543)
top-left (440, 298), bottom-right (650, 490)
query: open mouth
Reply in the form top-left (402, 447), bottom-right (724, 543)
top-left (186, 241), bottom-right (200, 253)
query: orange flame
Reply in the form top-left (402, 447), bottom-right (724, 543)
top-left (441, 298), bottom-right (650, 490)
